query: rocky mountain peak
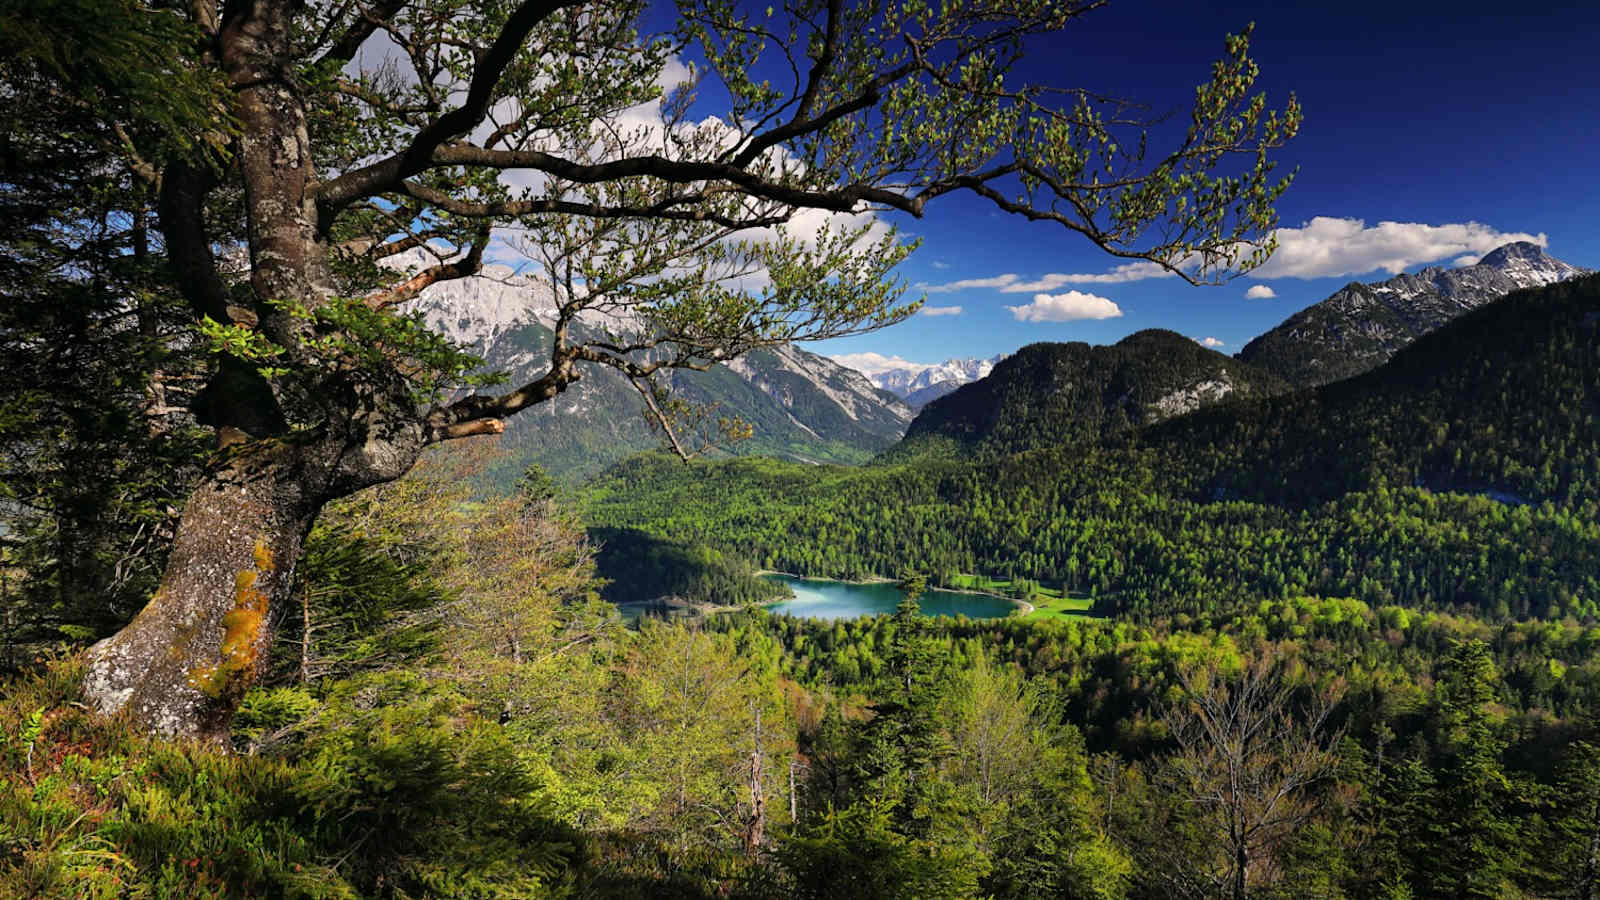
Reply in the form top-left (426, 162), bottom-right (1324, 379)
top-left (404, 264), bottom-right (556, 353)
top-left (846, 354), bottom-right (1008, 408)
top-left (1479, 240), bottom-right (1549, 268)
top-left (399, 267), bottom-right (913, 479)
top-left (1475, 241), bottom-right (1589, 287)
top-left (1237, 243), bottom-right (1591, 388)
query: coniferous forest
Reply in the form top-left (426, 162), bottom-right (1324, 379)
top-left (4, 0), bottom-right (1600, 897)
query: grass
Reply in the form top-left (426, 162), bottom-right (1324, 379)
top-left (940, 574), bottom-right (1096, 619)
top-left (1025, 594), bottom-right (1096, 621)
top-left (0, 658), bottom-right (582, 899)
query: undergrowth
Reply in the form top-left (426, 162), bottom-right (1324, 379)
top-left (0, 658), bottom-right (582, 899)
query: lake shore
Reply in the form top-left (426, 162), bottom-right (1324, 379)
top-left (757, 570), bottom-right (1036, 616)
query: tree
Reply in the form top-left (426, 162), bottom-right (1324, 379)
top-left (20, 0), bottom-right (1300, 739)
top-left (1415, 639), bottom-right (1522, 898)
top-left (1548, 740), bottom-right (1600, 900)
top-left (945, 653), bottom-right (1132, 899)
top-left (1151, 652), bottom-right (1343, 900)
top-left (607, 623), bottom-right (792, 859)
top-left (0, 0), bottom-right (221, 656)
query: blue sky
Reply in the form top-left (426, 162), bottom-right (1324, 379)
top-left (788, 1), bottom-right (1600, 372)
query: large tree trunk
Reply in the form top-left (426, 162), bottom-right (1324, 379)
top-left (84, 450), bottom-right (321, 743)
top-left (79, 0), bottom-right (360, 742)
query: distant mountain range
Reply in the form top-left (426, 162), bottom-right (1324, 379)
top-left (881, 241), bottom-right (1589, 460)
top-left (1237, 241), bottom-right (1590, 387)
top-left (408, 269), bottom-right (912, 482)
top-left (407, 240), bottom-right (1589, 482)
top-left (855, 356), bottom-right (1006, 408)
top-left (885, 261), bottom-right (1600, 507)
top-left (1146, 271), bottom-right (1600, 508)
top-left (896, 330), bottom-right (1289, 457)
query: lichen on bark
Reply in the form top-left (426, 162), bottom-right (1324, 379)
top-left (187, 539), bottom-right (274, 700)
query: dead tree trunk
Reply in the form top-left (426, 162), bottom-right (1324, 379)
top-left (745, 707), bottom-right (767, 855)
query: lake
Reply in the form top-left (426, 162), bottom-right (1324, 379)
top-left (762, 574), bottom-right (1019, 620)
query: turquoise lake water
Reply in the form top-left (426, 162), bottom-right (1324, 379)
top-left (762, 574), bottom-right (1017, 620)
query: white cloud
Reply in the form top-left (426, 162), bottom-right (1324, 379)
top-left (654, 54), bottom-right (693, 94)
top-left (1244, 284), bottom-right (1277, 299)
top-left (476, 52), bottom-right (899, 292)
top-left (1001, 261), bottom-right (1175, 291)
top-left (930, 260), bottom-right (951, 269)
top-left (920, 261), bottom-right (1174, 294)
top-left (1454, 254), bottom-right (1481, 267)
top-left (1252, 217), bottom-right (1548, 279)
top-left (1006, 291), bottom-right (1123, 323)
top-left (828, 352), bottom-right (931, 376)
top-left (920, 274), bottom-right (1022, 293)
top-left (1197, 336), bottom-right (1225, 348)
top-left (920, 305), bottom-right (963, 317)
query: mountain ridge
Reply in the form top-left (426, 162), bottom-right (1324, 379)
top-left (854, 355), bottom-right (1006, 407)
top-left (1146, 272), bottom-right (1600, 508)
top-left (1237, 241), bottom-right (1590, 387)
top-left (582, 273), bottom-right (1600, 620)
top-left (406, 269), bottom-right (913, 481)
top-left (894, 329), bottom-right (1290, 458)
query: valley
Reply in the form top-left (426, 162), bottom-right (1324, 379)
top-left (8, 1), bottom-right (1600, 894)
top-left (583, 271), bottom-right (1600, 624)
top-left (408, 268), bottom-right (915, 483)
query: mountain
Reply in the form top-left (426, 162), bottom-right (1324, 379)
top-left (407, 268), bottom-right (913, 482)
top-left (850, 355), bottom-right (1005, 408)
top-left (1237, 241), bottom-right (1591, 387)
top-left (583, 274), bottom-right (1600, 620)
top-left (896, 330), bottom-right (1290, 457)
top-left (1147, 273), bottom-right (1600, 508)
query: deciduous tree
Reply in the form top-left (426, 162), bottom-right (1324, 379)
top-left (1151, 653), bottom-right (1343, 900)
top-left (11, 0), bottom-right (1300, 739)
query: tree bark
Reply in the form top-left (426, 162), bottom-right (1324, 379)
top-left (79, 0), bottom-right (370, 742)
top-left (84, 449), bottom-right (318, 742)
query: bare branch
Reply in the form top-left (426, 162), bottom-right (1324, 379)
top-left (315, 0), bottom-right (586, 226)
top-left (397, 179), bottom-right (792, 230)
top-left (363, 225), bottom-right (491, 310)
top-left (630, 375), bottom-right (693, 462)
top-left (314, 0), bottom-right (411, 69)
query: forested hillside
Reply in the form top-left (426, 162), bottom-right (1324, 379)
top-left (6, 0), bottom-right (1598, 894)
top-left (7, 274), bottom-right (1599, 896)
top-left (583, 276), bottom-right (1600, 621)
top-left (1147, 273), bottom-right (1600, 508)
top-left (412, 299), bottom-right (916, 484)
top-left (7, 449), bottom-right (1600, 897)
top-left (895, 329), bottom-right (1288, 458)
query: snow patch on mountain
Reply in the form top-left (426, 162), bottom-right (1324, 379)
top-left (833, 353), bottom-right (1007, 406)
top-left (399, 265), bottom-right (915, 476)
top-left (726, 346), bottom-right (912, 425)
top-left (404, 264), bottom-right (558, 352)
top-left (1238, 242), bottom-right (1592, 387)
